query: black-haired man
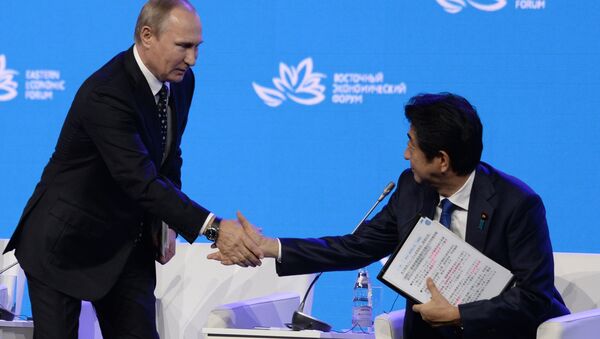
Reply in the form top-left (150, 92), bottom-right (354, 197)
top-left (211, 93), bottom-right (570, 339)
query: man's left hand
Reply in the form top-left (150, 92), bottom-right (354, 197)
top-left (412, 278), bottom-right (461, 327)
top-left (157, 227), bottom-right (177, 265)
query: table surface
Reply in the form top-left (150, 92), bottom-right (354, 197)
top-left (0, 320), bottom-right (34, 328)
top-left (202, 327), bottom-right (375, 339)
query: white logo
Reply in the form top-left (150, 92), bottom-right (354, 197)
top-left (252, 57), bottom-right (326, 107)
top-left (515, 0), bottom-right (545, 10)
top-left (436, 0), bottom-right (507, 13)
top-left (253, 58), bottom-right (407, 106)
top-left (0, 55), bottom-right (19, 102)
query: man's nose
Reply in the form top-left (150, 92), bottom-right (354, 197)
top-left (404, 147), bottom-right (410, 160)
top-left (185, 48), bottom-right (197, 67)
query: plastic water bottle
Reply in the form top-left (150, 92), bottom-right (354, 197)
top-left (352, 268), bottom-right (373, 332)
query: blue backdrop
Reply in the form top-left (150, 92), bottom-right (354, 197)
top-left (1, 0), bottom-right (599, 330)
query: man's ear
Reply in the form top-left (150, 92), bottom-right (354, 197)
top-left (139, 26), bottom-right (154, 47)
top-left (438, 150), bottom-right (451, 174)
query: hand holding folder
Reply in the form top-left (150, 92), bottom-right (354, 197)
top-left (378, 217), bottom-right (514, 306)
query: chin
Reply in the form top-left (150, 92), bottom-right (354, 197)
top-left (168, 75), bottom-right (185, 83)
top-left (411, 171), bottom-right (424, 184)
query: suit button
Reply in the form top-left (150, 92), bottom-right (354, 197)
top-left (134, 231), bottom-right (143, 243)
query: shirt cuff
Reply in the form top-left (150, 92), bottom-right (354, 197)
top-left (276, 238), bottom-right (282, 263)
top-left (199, 212), bottom-right (215, 236)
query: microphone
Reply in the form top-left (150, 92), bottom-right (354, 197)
top-left (290, 181), bottom-right (396, 332)
top-left (352, 181), bottom-right (395, 234)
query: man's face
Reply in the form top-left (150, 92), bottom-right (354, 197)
top-left (143, 7), bottom-right (202, 82)
top-left (403, 127), bottom-right (439, 184)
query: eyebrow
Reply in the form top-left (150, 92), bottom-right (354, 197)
top-left (177, 40), bottom-right (204, 48)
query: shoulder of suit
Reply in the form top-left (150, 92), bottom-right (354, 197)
top-left (75, 50), bottom-right (137, 100)
top-left (477, 162), bottom-right (538, 199)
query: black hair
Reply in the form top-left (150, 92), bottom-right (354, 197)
top-left (404, 92), bottom-right (483, 175)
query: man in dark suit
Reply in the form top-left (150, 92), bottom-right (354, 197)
top-left (3, 1), bottom-right (262, 338)
top-left (210, 93), bottom-right (570, 338)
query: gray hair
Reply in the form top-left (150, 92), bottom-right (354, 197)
top-left (134, 0), bottom-right (196, 43)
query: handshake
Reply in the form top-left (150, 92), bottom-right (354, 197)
top-left (206, 212), bottom-right (279, 267)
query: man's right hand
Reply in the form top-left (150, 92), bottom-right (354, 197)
top-left (213, 217), bottom-right (264, 267)
top-left (207, 211), bottom-right (279, 266)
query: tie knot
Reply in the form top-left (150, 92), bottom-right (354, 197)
top-left (158, 84), bottom-right (168, 101)
top-left (439, 198), bottom-right (456, 228)
top-left (440, 198), bottom-right (455, 214)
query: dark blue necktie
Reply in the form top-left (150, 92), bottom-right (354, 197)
top-left (439, 198), bottom-right (456, 228)
top-left (157, 84), bottom-right (169, 156)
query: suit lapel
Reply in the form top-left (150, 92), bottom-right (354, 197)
top-left (123, 47), bottom-right (163, 166)
top-left (165, 87), bottom-right (180, 164)
top-left (134, 85), bottom-right (163, 165)
top-left (465, 164), bottom-right (495, 252)
top-left (135, 89), bottom-right (164, 166)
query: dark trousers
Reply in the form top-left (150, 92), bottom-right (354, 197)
top-left (404, 301), bottom-right (462, 339)
top-left (27, 244), bottom-right (158, 339)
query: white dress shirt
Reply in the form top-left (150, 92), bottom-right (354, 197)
top-left (433, 170), bottom-right (476, 240)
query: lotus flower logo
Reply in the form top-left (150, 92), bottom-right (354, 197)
top-left (253, 57), bottom-right (326, 107)
top-left (0, 55), bottom-right (18, 102)
top-left (436, 0), bottom-right (507, 13)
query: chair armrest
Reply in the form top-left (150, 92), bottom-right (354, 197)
top-left (537, 308), bottom-right (600, 339)
top-left (0, 284), bottom-right (8, 311)
top-left (374, 309), bottom-right (405, 339)
top-left (205, 292), bottom-right (300, 329)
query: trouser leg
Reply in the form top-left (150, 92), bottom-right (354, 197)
top-left (26, 272), bottom-right (81, 339)
top-left (93, 244), bottom-right (158, 339)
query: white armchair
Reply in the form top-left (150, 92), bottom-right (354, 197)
top-left (0, 240), bottom-right (32, 339)
top-left (155, 243), bottom-right (315, 339)
top-left (0, 240), bottom-right (26, 318)
top-left (536, 252), bottom-right (600, 339)
top-left (373, 252), bottom-right (600, 339)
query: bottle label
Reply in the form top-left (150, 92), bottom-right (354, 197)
top-left (352, 306), bottom-right (372, 327)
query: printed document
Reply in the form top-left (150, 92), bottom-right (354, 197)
top-left (378, 217), bottom-right (514, 305)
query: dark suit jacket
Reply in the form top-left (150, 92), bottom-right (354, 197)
top-left (5, 47), bottom-right (210, 300)
top-left (277, 162), bottom-right (569, 339)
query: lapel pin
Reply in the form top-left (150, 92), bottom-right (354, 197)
top-left (478, 212), bottom-right (488, 230)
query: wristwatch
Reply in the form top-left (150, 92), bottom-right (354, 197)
top-left (205, 216), bottom-right (221, 242)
